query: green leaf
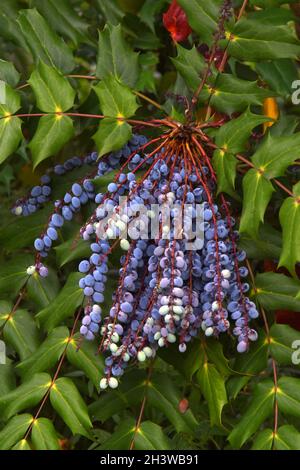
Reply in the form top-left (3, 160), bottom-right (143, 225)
top-left (94, 75), bottom-right (139, 118)
top-left (11, 439), bottom-right (31, 450)
top-left (98, 418), bottom-right (171, 450)
top-left (95, 0), bottom-right (124, 25)
top-left (31, 418), bottom-right (60, 450)
top-left (239, 223), bottom-right (282, 260)
top-left (0, 254), bottom-right (31, 298)
top-left (196, 361), bottom-right (227, 427)
top-left (36, 272), bottom-right (84, 332)
top-left (17, 8), bottom-right (75, 73)
top-left (96, 24), bottom-right (139, 87)
top-left (252, 429), bottom-right (273, 450)
top-left (227, 330), bottom-right (268, 399)
top-left (277, 377), bottom-right (300, 419)
top-left (172, 45), bottom-right (206, 91)
top-left (0, 414), bottom-right (33, 450)
top-left (140, 0), bottom-right (167, 33)
top-left (0, 309), bottom-right (40, 361)
top-left (16, 327), bottom-right (69, 380)
top-left (225, 17), bottom-right (300, 61)
top-left (0, 362), bottom-right (16, 397)
top-left (177, 0), bottom-right (222, 44)
top-left (228, 380), bottom-right (274, 448)
top-left (239, 169), bottom-right (275, 238)
top-left (269, 324), bottom-right (300, 367)
top-left (274, 425), bottom-right (300, 450)
top-left (279, 182), bottom-right (300, 276)
top-left (27, 268), bottom-right (60, 309)
top-left (50, 377), bottom-right (92, 437)
top-left (0, 0), bottom-right (25, 47)
top-left (251, 133), bottom-right (300, 180)
top-left (93, 118), bottom-right (132, 157)
top-left (256, 59), bottom-right (299, 98)
top-left (0, 59), bottom-right (20, 87)
top-left (29, 114), bottom-right (74, 169)
top-left (213, 109), bottom-right (269, 194)
top-left (32, 0), bottom-right (91, 46)
top-left (66, 333), bottom-right (104, 389)
top-left (0, 372), bottom-right (51, 420)
top-left (254, 272), bottom-right (300, 311)
top-left (148, 373), bottom-right (198, 434)
top-left (0, 84), bottom-right (22, 164)
top-left (28, 61), bottom-right (75, 112)
top-left (55, 237), bottom-right (91, 267)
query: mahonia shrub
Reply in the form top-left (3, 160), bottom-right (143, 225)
top-left (0, 0), bottom-right (300, 451)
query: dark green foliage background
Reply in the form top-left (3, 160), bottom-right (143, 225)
top-left (0, 0), bottom-right (300, 450)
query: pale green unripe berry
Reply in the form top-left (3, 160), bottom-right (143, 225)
top-left (143, 347), bottom-right (153, 358)
top-left (108, 377), bottom-right (118, 389)
top-left (15, 206), bottom-right (23, 216)
top-left (111, 332), bottom-right (119, 343)
top-left (137, 351), bottom-right (146, 362)
top-left (167, 333), bottom-right (176, 343)
top-left (120, 239), bottom-right (130, 251)
top-left (123, 352), bottom-right (130, 362)
top-left (154, 331), bottom-right (161, 340)
top-left (221, 269), bottom-right (231, 279)
top-left (100, 378), bottom-right (108, 390)
top-left (205, 327), bottom-right (214, 337)
top-left (106, 228), bottom-right (114, 239)
top-left (165, 314), bottom-right (172, 323)
top-left (159, 305), bottom-right (169, 316)
top-left (201, 321), bottom-right (207, 331)
top-left (26, 265), bottom-right (36, 276)
top-left (173, 306), bottom-right (184, 315)
top-left (109, 343), bottom-right (118, 353)
top-left (158, 337), bottom-right (165, 347)
top-left (212, 301), bottom-right (219, 312)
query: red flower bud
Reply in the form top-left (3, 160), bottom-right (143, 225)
top-left (178, 397), bottom-right (189, 414)
top-left (163, 0), bottom-right (192, 43)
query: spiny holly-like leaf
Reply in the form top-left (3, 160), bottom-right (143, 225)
top-left (172, 45), bottom-right (205, 91)
top-left (94, 75), bottom-right (139, 119)
top-left (225, 16), bottom-right (300, 61)
top-left (29, 114), bottom-right (74, 169)
top-left (28, 61), bottom-right (75, 112)
top-left (31, 417), bottom-right (60, 450)
top-left (96, 24), bottom-right (139, 87)
top-left (95, 0), bottom-right (124, 25)
top-left (252, 428), bottom-right (273, 450)
top-left (256, 59), bottom-right (299, 98)
top-left (213, 109), bottom-right (269, 194)
top-left (148, 373), bottom-right (198, 434)
top-left (55, 238), bottom-right (91, 267)
top-left (196, 360), bottom-right (227, 427)
top-left (66, 333), bottom-right (104, 389)
top-left (279, 182), bottom-right (300, 276)
top-left (0, 372), bottom-right (51, 420)
top-left (254, 272), bottom-right (300, 311)
top-left (228, 380), bottom-right (274, 448)
top-left (93, 118), bottom-right (132, 158)
top-left (227, 330), bottom-right (268, 400)
top-left (32, 0), bottom-right (91, 46)
top-left (36, 272), bottom-right (84, 332)
top-left (11, 439), bottom-right (31, 450)
top-left (0, 414), bottom-right (33, 450)
top-left (16, 326), bottom-right (69, 379)
top-left (0, 308), bottom-right (40, 361)
top-left (0, 0), bottom-right (25, 47)
top-left (0, 360), bottom-right (15, 397)
top-left (50, 377), bottom-right (92, 437)
top-left (277, 377), bottom-right (300, 419)
top-left (273, 425), bottom-right (300, 450)
top-left (251, 133), bottom-right (300, 180)
top-left (98, 418), bottom-right (172, 450)
top-left (239, 169), bottom-right (275, 238)
top-left (27, 268), bottom-right (60, 309)
top-left (269, 323), bottom-right (300, 367)
top-left (177, 0), bottom-right (222, 45)
top-left (0, 254), bottom-right (31, 298)
top-left (17, 8), bottom-right (75, 73)
top-left (239, 223), bottom-right (282, 260)
top-left (0, 83), bottom-right (22, 164)
top-left (0, 59), bottom-right (20, 87)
